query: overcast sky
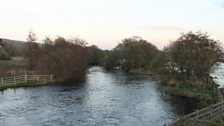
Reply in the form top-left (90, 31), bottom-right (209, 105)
top-left (0, 0), bottom-right (224, 49)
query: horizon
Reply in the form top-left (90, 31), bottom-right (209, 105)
top-left (0, 0), bottom-right (224, 49)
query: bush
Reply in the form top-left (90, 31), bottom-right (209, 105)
top-left (0, 48), bottom-right (10, 60)
top-left (103, 36), bottom-right (159, 71)
top-left (35, 37), bottom-right (88, 83)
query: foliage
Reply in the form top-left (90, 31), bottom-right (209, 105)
top-left (103, 50), bottom-right (121, 70)
top-left (117, 36), bottom-right (159, 71)
top-left (25, 30), bottom-right (41, 70)
top-left (0, 57), bottom-right (27, 77)
top-left (35, 37), bottom-right (88, 82)
top-left (166, 81), bottom-right (218, 104)
top-left (151, 51), bottom-right (170, 75)
top-left (103, 36), bottom-right (159, 72)
top-left (87, 45), bottom-right (104, 65)
top-left (150, 31), bottom-right (224, 103)
top-left (0, 48), bottom-right (10, 60)
top-left (152, 31), bottom-right (224, 86)
top-left (167, 31), bottom-right (223, 82)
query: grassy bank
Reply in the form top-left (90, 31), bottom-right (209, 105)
top-left (129, 68), bottom-right (219, 107)
top-left (0, 81), bottom-right (53, 90)
top-left (128, 68), bottom-right (218, 107)
top-left (165, 82), bottom-right (218, 107)
top-left (0, 57), bottom-right (28, 75)
top-left (174, 115), bottom-right (224, 126)
top-left (129, 68), bottom-right (152, 75)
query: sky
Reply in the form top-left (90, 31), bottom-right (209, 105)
top-left (0, 0), bottom-right (224, 49)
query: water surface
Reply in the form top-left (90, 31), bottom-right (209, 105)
top-left (0, 67), bottom-right (196, 126)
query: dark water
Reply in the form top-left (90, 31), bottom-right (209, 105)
top-left (0, 67), bottom-right (197, 126)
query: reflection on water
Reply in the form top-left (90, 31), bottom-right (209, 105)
top-left (0, 67), bottom-right (197, 126)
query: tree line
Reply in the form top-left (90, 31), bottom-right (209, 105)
top-left (101, 31), bottom-right (223, 104)
top-left (0, 31), bottom-right (223, 88)
top-left (151, 32), bottom-right (223, 86)
top-left (103, 32), bottom-right (223, 86)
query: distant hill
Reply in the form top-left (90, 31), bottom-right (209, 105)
top-left (0, 38), bottom-right (27, 56)
top-left (0, 38), bottom-right (26, 46)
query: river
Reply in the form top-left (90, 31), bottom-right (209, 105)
top-left (0, 67), bottom-right (197, 126)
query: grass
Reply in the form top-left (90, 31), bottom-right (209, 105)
top-left (128, 67), bottom-right (154, 75)
top-left (165, 80), bottom-right (223, 126)
top-left (174, 116), bottom-right (224, 126)
top-left (0, 81), bottom-right (53, 90)
top-left (0, 56), bottom-right (28, 76)
top-left (0, 56), bottom-right (27, 66)
top-left (166, 82), bottom-right (218, 107)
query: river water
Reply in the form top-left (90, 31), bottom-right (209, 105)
top-left (0, 67), bottom-right (197, 126)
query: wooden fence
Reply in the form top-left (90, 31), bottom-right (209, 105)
top-left (217, 88), bottom-right (224, 101)
top-left (0, 75), bottom-right (53, 88)
top-left (165, 100), bottom-right (224, 126)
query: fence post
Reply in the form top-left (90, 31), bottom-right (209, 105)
top-left (50, 75), bottom-right (53, 82)
top-left (14, 76), bottom-right (16, 86)
top-left (0, 78), bottom-right (2, 88)
top-left (210, 105), bottom-right (215, 120)
top-left (37, 75), bottom-right (39, 81)
top-left (24, 75), bottom-right (27, 83)
top-left (221, 102), bottom-right (224, 115)
top-left (209, 110), bottom-right (211, 120)
top-left (196, 110), bottom-right (199, 120)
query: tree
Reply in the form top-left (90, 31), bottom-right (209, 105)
top-left (36, 37), bottom-right (88, 82)
top-left (87, 45), bottom-right (104, 65)
top-left (166, 31), bottom-right (224, 84)
top-left (103, 50), bottom-right (121, 70)
top-left (114, 36), bottom-right (159, 72)
top-left (25, 30), bottom-right (41, 70)
top-left (69, 37), bottom-right (88, 47)
top-left (43, 36), bottom-right (54, 46)
top-left (151, 51), bottom-right (169, 74)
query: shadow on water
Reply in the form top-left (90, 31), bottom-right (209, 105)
top-left (168, 95), bottom-right (199, 115)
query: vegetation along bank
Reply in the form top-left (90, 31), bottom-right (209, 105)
top-left (0, 31), bottom-right (224, 108)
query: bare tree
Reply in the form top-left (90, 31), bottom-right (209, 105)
top-left (166, 31), bottom-right (224, 84)
top-left (25, 30), bottom-right (41, 70)
top-left (37, 37), bottom-right (88, 82)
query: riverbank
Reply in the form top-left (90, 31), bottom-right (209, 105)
top-left (129, 68), bottom-right (152, 75)
top-left (0, 81), bottom-right (53, 90)
top-left (165, 83), bottom-right (218, 107)
top-left (0, 75), bottom-right (54, 91)
top-left (167, 99), bottom-right (224, 126)
top-left (128, 68), bottom-right (219, 107)
top-left (175, 116), bottom-right (224, 126)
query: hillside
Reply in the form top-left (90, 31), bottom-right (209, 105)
top-left (0, 38), bottom-right (26, 57)
top-left (0, 38), bottom-right (26, 45)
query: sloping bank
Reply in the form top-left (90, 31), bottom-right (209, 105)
top-left (128, 66), bottom-right (219, 107)
top-left (162, 63), bottom-right (224, 108)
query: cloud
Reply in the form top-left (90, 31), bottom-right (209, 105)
top-left (138, 26), bottom-right (188, 31)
